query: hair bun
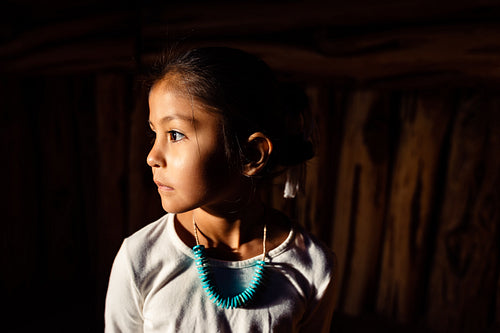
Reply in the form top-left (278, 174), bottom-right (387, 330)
top-left (275, 134), bottom-right (314, 166)
top-left (277, 82), bottom-right (309, 118)
top-left (271, 82), bottom-right (315, 166)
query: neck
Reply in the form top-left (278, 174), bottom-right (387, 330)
top-left (178, 199), bottom-right (266, 254)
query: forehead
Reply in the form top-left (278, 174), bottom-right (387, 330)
top-left (148, 81), bottom-right (219, 125)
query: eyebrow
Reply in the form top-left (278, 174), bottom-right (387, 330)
top-left (148, 114), bottom-right (196, 127)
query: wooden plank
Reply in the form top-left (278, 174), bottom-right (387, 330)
top-left (1, 39), bottom-right (135, 75)
top-left (0, 77), bottom-right (40, 307)
top-left (140, 2), bottom-right (500, 86)
top-left (426, 94), bottom-right (500, 332)
top-left (497, 272), bottom-right (500, 331)
top-left (175, 21), bottom-right (500, 86)
top-left (1, 1), bottom-right (500, 86)
top-left (141, 0), bottom-right (500, 38)
top-left (331, 90), bottom-right (391, 315)
top-left (36, 77), bottom-right (89, 283)
top-left (376, 92), bottom-right (452, 322)
top-left (497, 272), bottom-right (500, 329)
top-left (71, 76), bottom-right (102, 328)
top-left (0, 12), bottom-right (133, 58)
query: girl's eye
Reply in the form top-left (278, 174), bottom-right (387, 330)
top-left (168, 130), bottom-right (185, 142)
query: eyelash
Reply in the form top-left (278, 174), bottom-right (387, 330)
top-left (167, 130), bottom-right (185, 142)
top-left (147, 129), bottom-right (186, 144)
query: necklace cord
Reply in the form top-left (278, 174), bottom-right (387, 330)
top-left (193, 217), bottom-right (201, 245)
top-left (262, 224), bottom-right (267, 261)
top-left (192, 215), bottom-right (267, 261)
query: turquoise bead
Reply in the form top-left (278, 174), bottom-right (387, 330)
top-left (193, 245), bottom-right (266, 309)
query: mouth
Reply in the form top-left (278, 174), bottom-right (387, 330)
top-left (154, 180), bottom-right (174, 192)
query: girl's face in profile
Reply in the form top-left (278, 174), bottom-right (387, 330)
top-left (147, 82), bottom-right (240, 213)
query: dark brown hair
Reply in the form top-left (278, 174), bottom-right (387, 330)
top-left (148, 47), bottom-right (314, 177)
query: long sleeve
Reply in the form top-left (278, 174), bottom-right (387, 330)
top-left (103, 214), bottom-right (338, 333)
top-left (105, 240), bottom-right (144, 333)
top-left (298, 253), bottom-right (337, 333)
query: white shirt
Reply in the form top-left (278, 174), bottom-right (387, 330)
top-left (105, 213), bottom-right (335, 333)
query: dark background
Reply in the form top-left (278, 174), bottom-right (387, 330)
top-left (1, 1), bottom-right (499, 332)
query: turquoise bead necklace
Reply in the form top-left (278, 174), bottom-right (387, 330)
top-left (192, 218), bottom-right (267, 309)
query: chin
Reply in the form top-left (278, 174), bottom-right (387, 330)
top-left (161, 202), bottom-right (180, 214)
top-left (160, 199), bottom-right (195, 215)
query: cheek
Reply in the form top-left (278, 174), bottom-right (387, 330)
top-left (203, 149), bottom-right (236, 188)
top-left (168, 152), bottom-right (197, 178)
top-left (167, 150), bottom-right (213, 190)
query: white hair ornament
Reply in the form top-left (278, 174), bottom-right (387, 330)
top-left (283, 164), bottom-right (306, 199)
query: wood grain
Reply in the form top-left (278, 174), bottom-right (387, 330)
top-left (331, 91), bottom-right (392, 315)
top-left (376, 92), bottom-right (452, 322)
top-left (426, 94), bottom-right (500, 332)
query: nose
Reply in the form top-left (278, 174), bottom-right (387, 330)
top-left (147, 142), bottom-right (165, 168)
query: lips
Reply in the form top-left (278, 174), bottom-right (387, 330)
top-left (154, 179), bottom-right (174, 192)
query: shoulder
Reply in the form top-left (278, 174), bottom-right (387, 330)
top-left (117, 213), bottom-right (175, 279)
top-left (275, 224), bottom-right (336, 287)
top-left (285, 228), bottom-right (337, 330)
top-left (269, 223), bottom-right (336, 306)
top-left (267, 209), bottom-right (335, 277)
top-left (125, 213), bottom-right (171, 252)
top-left (294, 226), bottom-right (336, 271)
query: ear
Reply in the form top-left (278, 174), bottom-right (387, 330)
top-left (242, 132), bottom-right (273, 176)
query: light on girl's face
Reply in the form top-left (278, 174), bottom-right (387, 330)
top-left (147, 83), bottom-right (240, 214)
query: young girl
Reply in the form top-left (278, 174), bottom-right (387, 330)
top-left (105, 47), bottom-right (336, 332)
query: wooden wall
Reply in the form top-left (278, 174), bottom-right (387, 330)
top-left (1, 1), bottom-right (499, 332)
top-left (267, 87), bottom-right (500, 332)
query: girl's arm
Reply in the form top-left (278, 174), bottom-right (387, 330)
top-left (105, 240), bottom-right (144, 333)
top-left (299, 254), bottom-right (337, 333)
